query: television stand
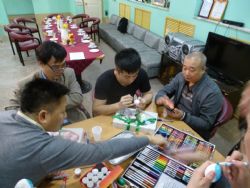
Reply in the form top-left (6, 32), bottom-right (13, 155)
top-left (207, 69), bottom-right (243, 110)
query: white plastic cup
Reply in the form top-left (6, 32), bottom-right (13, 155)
top-left (92, 126), bottom-right (102, 142)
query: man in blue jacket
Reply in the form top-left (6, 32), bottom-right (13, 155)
top-left (155, 52), bottom-right (223, 140)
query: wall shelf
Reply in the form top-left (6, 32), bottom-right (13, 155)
top-left (126, 0), bottom-right (169, 11)
top-left (195, 16), bottom-right (250, 34)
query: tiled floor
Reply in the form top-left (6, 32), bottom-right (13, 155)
top-left (0, 36), bottom-right (241, 157)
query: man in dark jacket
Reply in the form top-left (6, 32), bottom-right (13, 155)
top-left (155, 52), bottom-right (223, 140)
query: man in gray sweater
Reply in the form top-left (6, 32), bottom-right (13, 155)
top-left (15, 41), bottom-right (84, 123)
top-left (0, 79), bottom-right (166, 187)
top-left (155, 52), bottom-right (223, 140)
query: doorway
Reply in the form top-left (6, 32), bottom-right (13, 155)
top-left (83, 0), bottom-right (103, 20)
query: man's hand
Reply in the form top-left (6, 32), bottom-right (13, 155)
top-left (118, 94), bottom-right (134, 108)
top-left (168, 107), bottom-right (185, 120)
top-left (222, 151), bottom-right (250, 188)
top-left (156, 96), bottom-right (174, 109)
top-left (136, 97), bottom-right (147, 110)
top-left (225, 160), bottom-right (250, 188)
top-left (187, 161), bottom-right (215, 188)
top-left (145, 134), bottom-right (167, 146)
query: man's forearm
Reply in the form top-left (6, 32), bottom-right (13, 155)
top-left (93, 103), bottom-right (121, 116)
top-left (142, 92), bottom-right (153, 105)
top-left (66, 93), bottom-right (83, 109)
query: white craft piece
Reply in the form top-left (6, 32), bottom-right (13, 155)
top-left (92, 168), bottom-right (99, 175)
top-left (134, 99), bottom-right (140, 105)
top-left (204, 163), bottom-right (222, 183)
top-left (74, 168), bottom-right (81, 176)
top-left (14, 179), bottom-right (34, 188)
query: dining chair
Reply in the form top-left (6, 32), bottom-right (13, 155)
top-left (9, 31), bottom-right (41, 66)
top-left (210, 95), bottom-right (233, 139)
top-left (4, 23), bottom-right (33, 55)
top-left (72, 13), bottom-right (90, 28)
top-left (82, 17), bottom-right (101, 42)
top-left (13, 17), bottom-right (42, 41)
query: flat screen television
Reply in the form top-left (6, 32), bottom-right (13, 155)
top-left (204, 32), bottom-right (250, 86)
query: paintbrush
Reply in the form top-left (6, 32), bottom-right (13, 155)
top-left (219, 161), bottom-right (249, 168)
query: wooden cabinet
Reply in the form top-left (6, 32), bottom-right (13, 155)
top-left (158, 53), bottom-right (182, 85)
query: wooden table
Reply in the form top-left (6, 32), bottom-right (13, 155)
top-left (40, 108), bottom-right (225, 187)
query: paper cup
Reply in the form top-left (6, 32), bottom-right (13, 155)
top-left (92, 126), bottom-right (102, 142)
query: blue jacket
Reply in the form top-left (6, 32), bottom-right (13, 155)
top-left (155, 72), bottom-right (223, 140)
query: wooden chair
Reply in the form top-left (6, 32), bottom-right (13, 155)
top-left (13, 17), bottom-right (42, 41)
top-left (82, 17), bottom-right (101, 42)
top-left (210, 96), bottom-right (233, 139)
top-left (9, 31), bottom-right (41, 66)
top-left (4, 23), bottom-right (33, 55)
top-left (72, 13), bottom-right (90, 28)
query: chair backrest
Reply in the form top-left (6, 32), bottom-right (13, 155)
top-left (13, 17), bottom-right (36, 25)
top-left (72, 14), bottom-right (90, 21)
top-left (210, 96), bottom-right (233, 138)
top-left (9, 32), bottom-right (33, 42)
top-left (81, 17), bottom-right (100, 31)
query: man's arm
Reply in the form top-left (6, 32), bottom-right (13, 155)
top-left (64, 69), bottom-right (83, 109)
top-left (92, 98), bottom-right (120, 116)
top-left (40, 134), bottom-right (166, 174)
top-left (183, 92), bottom-right (223, 137)
top-left (155, 73), bottom-right (182, 109)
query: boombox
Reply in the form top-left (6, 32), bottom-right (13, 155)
top-left (165, 32), bottom-right (205, 63)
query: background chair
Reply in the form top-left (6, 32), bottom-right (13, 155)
top-left (82, 17), bottom-right (101, 42)
top-left (4, 23), bottom-right (33, 55)
top-left (9, 31), bottom-right (41, 66)
top-left (13, 17), bottom-right (42, 41)
top-left (210, 95), bottom-right (234, 139)
top-left (72, 13), bottom-right (90, 28)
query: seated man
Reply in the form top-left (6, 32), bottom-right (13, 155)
top-left (93, 48), bottom-right (153, 116)
top-left (16, 41), bottom-right (84, 123)
top-left (0, 79), bottom-right (166, 187)
top-left (155, 52), bottom-right (223, 140)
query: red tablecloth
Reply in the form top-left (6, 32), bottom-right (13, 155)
top-left (43, 19), bottom-right (104, 76)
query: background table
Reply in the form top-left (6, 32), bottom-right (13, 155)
top-left (42, 18), bottom-right (105, 92)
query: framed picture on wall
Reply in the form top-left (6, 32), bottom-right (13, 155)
top-left (198, 0), bottom-right (214, 18)
top-left (152, 0), bottom-right (165, 7)
top-left (209, 0), bottom-right (228, 21)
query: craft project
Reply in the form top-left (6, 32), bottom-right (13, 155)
top-left (122, 145), bottom-right (194, 188)
top-left (155, 123), bottom-right (215, 168)
top-left (113, 108), bottom-right (157, 134)
top-left (80, 163), bottom-right (123, 188)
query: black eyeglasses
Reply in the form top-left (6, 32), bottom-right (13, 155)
top-left (47, 61), bottom-right (66, 72)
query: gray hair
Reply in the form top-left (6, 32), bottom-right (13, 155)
top-left (185, 52), bottom-right (207, 69)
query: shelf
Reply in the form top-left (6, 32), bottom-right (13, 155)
top-left (195, 16), bottom-right (250, 34)
top-left (126, 0), bottom-right (169, 11)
